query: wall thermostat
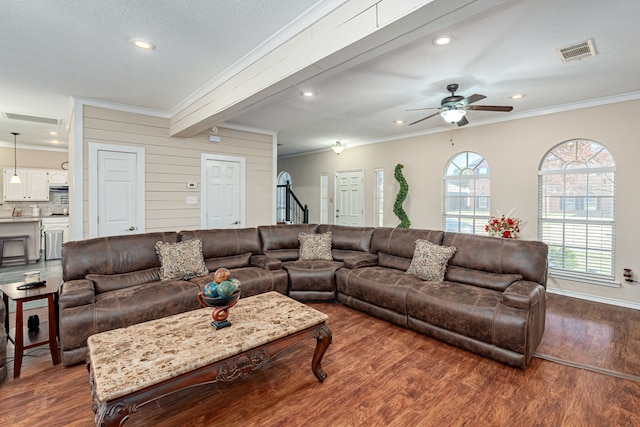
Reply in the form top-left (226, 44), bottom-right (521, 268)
top-left (187, 182), bottom-right (197, 189)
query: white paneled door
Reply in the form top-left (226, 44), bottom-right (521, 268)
top-left (96, 149), bottom-right (142, 237)
top-left (335, 169), bottom-right (364, 226)
top-left (203, 156), bottom-right (244, 229)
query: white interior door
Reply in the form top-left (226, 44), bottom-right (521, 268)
top-left (97, 150), bottom-right (140, 236)
top-left (88, 143), bottom-right (145, 238)
top-left (335, 170), bottom-right (364, 226)
top-left (202, 155), bottom-right (245, 229)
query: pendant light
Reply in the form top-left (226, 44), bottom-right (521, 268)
top-left (10, 132), bottom-right (21, 184)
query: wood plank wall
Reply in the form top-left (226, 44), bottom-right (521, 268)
top-left (82, 105), bottom-right (274, 237)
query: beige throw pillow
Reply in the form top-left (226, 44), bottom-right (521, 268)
top-left (155, 238), bottom-right (209, 281)
top-left (406, 239), bottom-right (457, 281)
top-left (298, 232), bottom-right (333, 261)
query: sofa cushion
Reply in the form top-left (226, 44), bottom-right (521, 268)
top-left (445, 265), bottom-right (523, 292)
top-left (442, 232), bottom-right (549, 286)
top-left (204, 253), bottom-right (252, 271)
top-left (258, 224), bottom-right (319, 251)
top-left (407, 281), bottom-right (529, 354)
top-left (178, 228), bottom-right (261, 258)
top-left (155, 238), bottom-right (208, 281)
top-left (378, 252), bottom-right (411, 271)
top-left (264, 248), bottom-right (300, 262)
top-left (298, 232), bottom-right (333, 261)
top-left (406, 240), bottom-right (457, 281)
top-left (317, 225), bottom-right (375, 252)
top-left (371, 228), bottom-right (445, 259)
top-left (87, 268), bottom-right (161, 294)
top-left (61, 231), bottom-right (178, 281)
top-left (336, 267), bottom-right (424, 314)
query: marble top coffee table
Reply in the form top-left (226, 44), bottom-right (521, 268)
top-left (87, 291), bottom-right (332, 427)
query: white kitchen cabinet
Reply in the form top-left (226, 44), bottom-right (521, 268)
top-left (48, 170), bottom-right (68, 185)
top-left (3, 168), bottom-right (50, 201)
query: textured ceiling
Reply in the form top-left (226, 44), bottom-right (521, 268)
top-left (0, 0), bottom-right (323, 148)
top-left (1, 0), bottom-right (639, 157)
top-left (226, 0), bottom-right (640, 157)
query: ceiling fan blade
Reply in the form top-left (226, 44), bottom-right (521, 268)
top-left (408, 112), bottom-right (440, 125)
top-left (462, 94), bottom-right (486, 105)
top-left (406, 106), bottom-right (439, 112)
top-left (457, 116), bottom-right (469, 127)
top-left (468, 105), bottom-right (513, 112)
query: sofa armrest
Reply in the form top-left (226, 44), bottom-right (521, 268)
top-left (250, 254), bottom-right (283, 271)
top-left (502, 280), bottom-right (545, 310)
top-left (343, 253), bottom-right (378, 269)
top-left (58, 279), bottom-right (96, 310)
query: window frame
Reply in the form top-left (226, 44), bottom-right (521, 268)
top-left (320, 173), bottom-right (328, 224)
top-left (538, 139), bottom-right (617, 285)
top-left (442, 151), bottom-right (490, 235)
top-left (374, 168), bottom-right (384, 227)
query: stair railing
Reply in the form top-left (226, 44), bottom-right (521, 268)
top-left (276, 181), bottom-right (309, 224)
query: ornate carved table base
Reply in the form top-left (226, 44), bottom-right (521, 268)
top-left (89, 322), bottom-right (332, 427)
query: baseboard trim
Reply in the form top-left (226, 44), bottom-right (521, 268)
top-left (534, 353), bottom-right (640, 383)
top-left (546, 287), bottom-right (640, 311)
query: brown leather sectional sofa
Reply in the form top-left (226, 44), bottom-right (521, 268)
top-left (58, 224), bottom-right (548, 369)
top-left (0, 299), bottom-right (6, 384)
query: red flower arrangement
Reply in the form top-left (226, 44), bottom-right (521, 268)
top-left (485, 210), bottom-right (522, 239)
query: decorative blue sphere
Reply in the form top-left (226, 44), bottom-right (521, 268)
top-left (204, 282), bottom-right (219, 298)
top-left (217, 280), bottom-right (235, 297)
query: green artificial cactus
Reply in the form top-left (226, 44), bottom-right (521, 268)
top-left (393, 163), bottom-right (410, 228)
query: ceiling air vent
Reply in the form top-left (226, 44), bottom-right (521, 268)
top-left (557, 39), bottom-right (597, 63)
top-left (1, 112), bottom-right (62, 125)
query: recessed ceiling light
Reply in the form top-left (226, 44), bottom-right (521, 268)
top-left (433, 35), bottom-right (452, 46)
top-left (49, 131), bottom-right (58, 136)
top-left (510, 93), bottom-right (525, 100)
top-left (302, 91), bottom-right (315, 97)
top-left (130, 39), bottom-right (156, 50)
top-left (394, 120), bottom-right (405, 125)
top-left (50, 139), bottom-right (59, 144)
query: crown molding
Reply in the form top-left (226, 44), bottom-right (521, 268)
top-left (70, 97), bottom-right (170, 118)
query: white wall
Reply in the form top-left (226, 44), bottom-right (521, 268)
top-left (279, 99), bottom-right (640, 307)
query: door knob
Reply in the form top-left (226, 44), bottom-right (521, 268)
top-left (127, 226), bottom-right (137, 231)
top-left (232, 220), bottom-right (240, 225)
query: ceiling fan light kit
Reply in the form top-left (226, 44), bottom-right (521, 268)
top-left (440, 109), bottom-right (466, 123)
top-left (408, 83), bottom-right (513, 126)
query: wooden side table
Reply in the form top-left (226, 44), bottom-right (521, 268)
top-left (0, 277), bottom-right (61, 378)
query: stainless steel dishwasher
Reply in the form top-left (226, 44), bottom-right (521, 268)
top-left (44, 230), bottom-right (63, 260)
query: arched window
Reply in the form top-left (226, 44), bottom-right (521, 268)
top-left (443, 152), bottom-right (490, 234)
top-left (539, 139), bottom-right (616, 283)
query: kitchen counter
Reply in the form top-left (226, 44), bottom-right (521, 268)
top-left (0, 215), bottom-right (69, 223)
top-left (0, 220), bottom-right (41, 264)
top-left (0, 217), bottom-right (42, 224)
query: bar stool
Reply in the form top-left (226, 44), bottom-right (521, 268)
top-left (0, 235), bottom-right (29, 267)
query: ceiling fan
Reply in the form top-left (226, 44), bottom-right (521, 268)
top-left (408, 83), bottom-right (513, 126)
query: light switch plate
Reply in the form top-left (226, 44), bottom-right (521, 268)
top-left (186, 196), bottom-right (198, 205)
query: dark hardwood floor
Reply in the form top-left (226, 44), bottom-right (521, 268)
top-left (1, 294), bottom-right (639, 427)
